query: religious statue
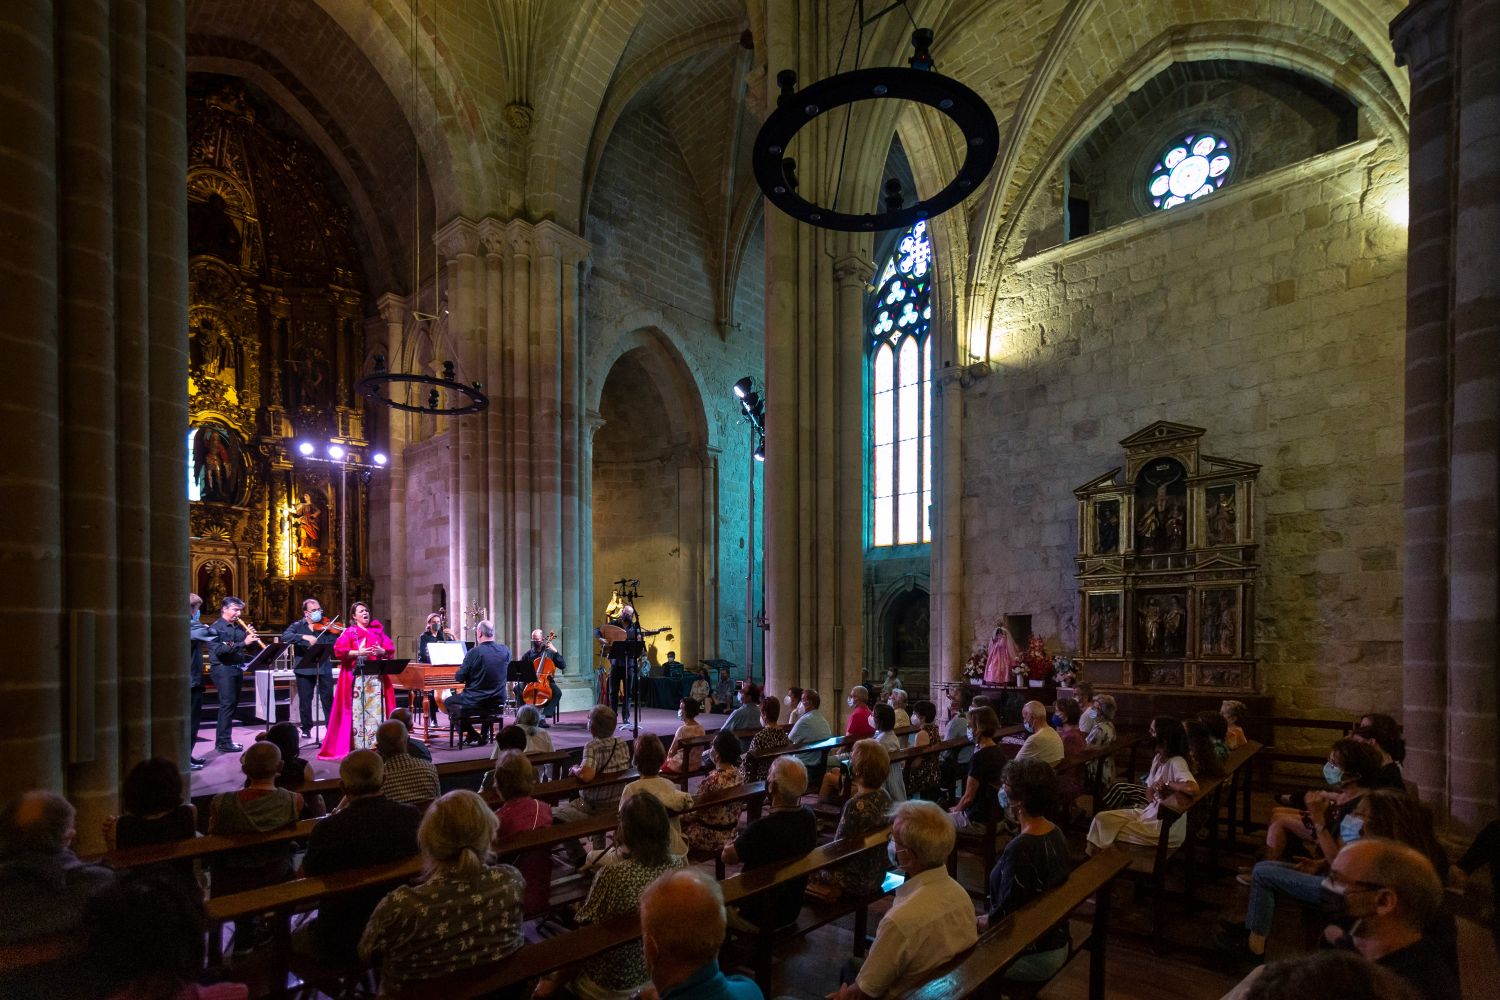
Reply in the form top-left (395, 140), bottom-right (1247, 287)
top-left (193, 425), bottom-right (240, 503)
top-left (983, 622), bottom-right (1017, 685)
top-left (188, 192), bottom-right (243, 262)
top-left (1207, 490), bottom-right (1237, 546)
top-left (293, 492), bottom-right (324, 561)
top-left (1095, 501), bottom-right (1120, 554)
top-left (1163, 595), bottom-right (1187, 656)
top-left (1140, 597), bottom-right (1163, 654)
top-left (1165, 501), bottom-right (1186, 551)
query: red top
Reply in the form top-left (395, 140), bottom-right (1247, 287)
top-left (495, 796), bottom-right (554, 917)
top-left (846, 704), bottom-right (875, 739)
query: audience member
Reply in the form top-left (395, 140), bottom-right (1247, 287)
top-left (869, 703), bottom-right (907, 803)
top-left (374, 719), bottom-right (440, 807)
top-left (389, 707), bottom-right (432, 761)
top-left (722, 757), bottom-right (818, 932)
top-left (1253, 738), bottom-right (1382, 871)
top-left (940, 686), bottom-right (978, 794)
top-left (294, 750), bottom-right (421, 966)
top-left (689, 669), bottom-right (712, 715)
top-left (950, 706), bottom-right (1005, 831)
top-left (682, 730), bottom-right (746, 856)
top-left (1053, 698), bottom-right (1088, 810)
top-left (789, 689), bottom-right (834, 782)
top-left (785, 686), bottom-right (807, 727)
top-left (1196, 709), bottom-right (1232, 761)
top-left (490, 750), bottom-right (554, 918)
top-left (845, 685), bottom-right (875, 740)
top-left (0, 790), bottom-right (115, 944)
top-left (539, 794), bottom-right (686, 999)
top-left (207, 742), bottom-right (304, 897)
top-left (986, 759), bottom-right (1074, 982)
top-left (641, 869), bottom-right (764, 1000)
top-left (809, 740), bottom-right (894, 900)
top-left (1358, 790), bottom-right (1450, 884)
top-left (622, 733), bottom-right (695, 858)
top-left (905, 700), bottom-right (943, 801)
top-left (1015, 700), bottom-right (1064, 764)
top-left (889, 689), bottom-right (910, 731)
top-left (513, 705), bottom-right (554, 754)
top-left (255, 723), bottom-right (324, 817)
top-left (1225, 950), bottom-right (1421, 1000)
top-left (664, 697), bottom-right (707, 775)
top-left (1323, 839), bottom-right (1459, 1000)
top-left (1351, 713), bottom-right (1408, 791)
top-left (1186, 717), bottom-right (1227, 781)
top-left (1086, 693), bottom-right (1117, 748)
top-left (742, 697), bottom-right (792, 783)
top-left (104, 756), bottom-right (196, 854)
top-left (1087, 716), bottom-right (1198, 851)
top-left (721, 683), bottom-right (764, 747)
top-left (359, 791), bottom-right (526, 992)
top-left (712, 668), bottom-right (736, 714)
top-left (829, 801), bottom-right (976, 999)
top-left (553, 706), bottom-right (631, 862)
top-left (1220, 700), bottom-right (1249, 750)
top-left (1074, 681), bottom-right (1097, 736)
top-left (87, 869), bottom-right (248, 1000)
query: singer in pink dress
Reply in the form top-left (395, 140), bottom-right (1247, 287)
top-left (318, 602), bottom-right (396, 760)
top-left (983, 624), bottom-right (1016, 685)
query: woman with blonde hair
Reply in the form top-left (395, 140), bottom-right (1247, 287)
top-left (807, 740), bottom-right (894, 900)
top-left (359, 790), bottom-right (526, 992)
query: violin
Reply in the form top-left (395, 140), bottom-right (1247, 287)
top-left (522, 630), bottom-right (559, 707)
top-left (310, 619), bottom-right (346, 635)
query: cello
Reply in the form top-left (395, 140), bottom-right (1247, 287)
top-left (522, 630), bottom-right (559, 707)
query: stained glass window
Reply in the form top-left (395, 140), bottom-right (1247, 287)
top-left (869, 220), bottom-right (933, 547)
top-left (1148, 130), bottom-right (1232, 210)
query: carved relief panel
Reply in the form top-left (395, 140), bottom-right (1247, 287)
top-left (1075, 422), bottom-right (1260, 692)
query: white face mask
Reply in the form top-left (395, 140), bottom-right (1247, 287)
top-left (848, 698), bottom-right (856, 708)
top-left (677, 709), bottom-right (684, 721)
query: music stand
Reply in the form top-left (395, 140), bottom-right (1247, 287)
top-left (506, 659), bottom-right (538, 722)
top-left (294, 640), bottom-right (336, 746)
top-left (352, 657), bottom-right (409, 751)
top-left (245, 640), bottom-right (287, 733)
top-left (610, 639), bottom-right (646, 740)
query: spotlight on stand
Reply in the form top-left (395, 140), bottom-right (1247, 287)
top-left (753, 439), bottom-right (766, 462)
top-left (732, 376), bottom-right (754, 399)
top-left (297, 441), bottom-right (315, 457)
top-left (327, 444), bottom-right (346, 460)
top-left (372, 452), bottom-right (388, 466)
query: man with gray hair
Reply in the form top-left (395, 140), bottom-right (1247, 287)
top-left (294, 750), bottom-right (421, 966)
top-left (721, 756), bottom-right (818, 932)
top-left (0, 791), bottom-right (115, 944)
top-left (641, 868), bottom-right (763, 1000)
top-left (375, 719), bottom-right (440, 806)
top-left (830, 800), bottom-right (977, 999)
top-left (445, 619), bottom-right (510, 746)
top-left (1015, 700), bottom-right (1064, 764)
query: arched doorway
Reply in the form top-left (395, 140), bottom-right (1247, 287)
top-left (881, 586), bottom-right (931, 698)
top-left (590, 337), bottom-right (715, 687)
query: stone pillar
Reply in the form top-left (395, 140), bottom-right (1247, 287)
top-left (1448, 0), bottom-right (1500, 831)
top-left (376, 293), bottom-right (412, 632)
top-left (1392, 0), bottom-right (1500, 834)
top-left (0, 0), bottom-right (187, 847)
top-left (931, 369), bottom-right (967, 713)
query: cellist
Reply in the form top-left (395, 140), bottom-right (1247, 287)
top-left (519, 628), bottom-right (565, 727)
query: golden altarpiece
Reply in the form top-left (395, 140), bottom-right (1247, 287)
top-left (1074, 422), bottom-right (1260, 691)
top-left (186, 83), bottom-right (372, 624)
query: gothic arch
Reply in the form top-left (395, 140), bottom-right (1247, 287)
top-left (587, 318), bottom-right (719, 454)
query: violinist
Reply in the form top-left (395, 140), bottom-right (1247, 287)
top-left (520, 629), bottom-right (566, 727)
top-left (280, 598), bottom-right (341, 741)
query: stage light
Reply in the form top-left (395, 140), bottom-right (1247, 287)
top-left (372, 452), bottom-right (388, 466)
top-left (753, 440), bottom-right (766, 462)
top-left (327, 444), bottom-right (346, 460)
top-left (297, 441), bottom-right (314, 456)
top-left (732, 376), bottom-right (754, 399)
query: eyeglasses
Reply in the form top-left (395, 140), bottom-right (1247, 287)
top-left (1326, 870), bottom-right (1386, 893)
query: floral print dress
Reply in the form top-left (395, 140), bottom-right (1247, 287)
top-left (573, 856), bottom-right (686, 995)
top-left (811, 788), bottom-right (892, 896)
top-left (681, 764), bottom-right (745, 854)
top-left (906, 723), bottom-right (943, 798)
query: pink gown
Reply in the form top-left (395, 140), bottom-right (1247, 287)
top-left (317, 620), bottom-right (397, 760)
top-left (983, 627), bottom-right (1015, 685)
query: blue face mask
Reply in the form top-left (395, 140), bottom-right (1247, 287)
top-left (191, 608), bottom-right (200, 622)
top-left (998, 787), bottom-right (1012, 812)
top-left (309, 610), bottom-right (323, 623)
top-left (1023, 722), bottom-right (1034, 734)
top-left (1049, 713), bottom-right (1063, 729)
top-left (1339, 814), bottom-right (1365, 843)
top-left (1323, 762), bottom-right (1344, 785)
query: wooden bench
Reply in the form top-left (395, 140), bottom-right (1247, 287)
top-left (293, 747), bottom-right (578, 803)
top-left (901, 848), bottom-right (1132, 1000)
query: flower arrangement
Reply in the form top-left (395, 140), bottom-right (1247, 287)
top-left (1020, 635), bottom-right (1050, 683)
top-left (963, 647), bottom-right (986, 680)
top-left (1052, 654), bottom-right (1079, 688)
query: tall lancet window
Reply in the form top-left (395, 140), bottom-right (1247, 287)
top-left (869, 220), bottom-right (933, 547)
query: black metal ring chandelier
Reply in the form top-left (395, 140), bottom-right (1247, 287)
top-left (357, 357), bottom-right (489, 416)
top-left (752, 27), bottom-right (999, 232)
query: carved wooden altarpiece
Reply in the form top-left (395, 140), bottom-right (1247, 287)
top-left (1074, 422), bottom-right (1260, 691)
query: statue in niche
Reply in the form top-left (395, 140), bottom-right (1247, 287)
top-left (1163, 594), bottom-right (1187, 656)
top-left (192, 424), bottom-right (243, 504)
top-left (1095, 500), bottom-right (1120, 554)
top-left (1087, 593), bottom-right (1121, 655)
top-left (188, 193), bottom-right (243, 262)
top-left (1139, 597), bottom-right (1163, 654)
top-left (287, 351), bottom-right (331, 410)
top-left (1135, 460), bottom-right (1187, 553)
top-left (293, 492), bottom-right (325, 567)
top-left (1207, 486), bottom-right (1237, 546)
top-left (196, 559), bottom-right (233, 613)
top-left (1200, 588), bottom-right (1239, 656)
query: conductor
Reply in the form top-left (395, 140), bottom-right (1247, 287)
top-left (445, 619), bottom-right (509, 747)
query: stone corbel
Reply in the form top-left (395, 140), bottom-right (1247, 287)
top-left (937, 359), bottom-right (992, 390)
top-left (534, 219), bottom-right (591, 266)
top-left (833, 254), bottom-right (875, 288)
top-left (434, 217), bottom-right (482, 261)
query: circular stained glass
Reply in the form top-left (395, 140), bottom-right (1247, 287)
top-left (1148, 130), bottom-right (1232, 211)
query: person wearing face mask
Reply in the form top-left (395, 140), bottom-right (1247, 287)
top-left (1074, 681), bottom-right (1097, 735)
top-left (519, 628), bottom-right (566, 726)
top-left (845, 685), bottom-right (875, 740)
top-left (826, 800), bottom-right (976, 1000)
top-left (981, 759), bottom-right (1074, 982)
top-left (663, 697), bottom-right (707, 776)
top-left (721, 682), bottom-right (765, 752)
top-left (1014, 701), bottom-right (1065, 764)
top-left (188, 593), bottom-right (214, 769)
top-left (1247, 739), bottom-right (1384, 879)
top-left (1320, 839), bottom-right (1459, 1000)
top-left (788, 689), bottom-right (834, 783)
top-left (281, 598), bottom-right (338, 741)
top-left (1087, 716), bottom-right (1198, 851)
top-left (784, 686), bottom-right (805, 725)
top-left (949, 706), bottom-right (1005, 830)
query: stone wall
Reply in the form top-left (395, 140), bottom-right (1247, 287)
top-left (963, 139), bottom-right (1408, 716)
top-left (389, 430), bottom-right (451, 651)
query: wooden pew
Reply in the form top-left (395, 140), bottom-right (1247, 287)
top-left (294, 747), bottom-right (577, 803)
top-left (1112, 740), bottom-right (1261, 947)
top-left (901, 849), bottom-right (1132, 1000)
top-left (96, 818), bottom-right (318, 870)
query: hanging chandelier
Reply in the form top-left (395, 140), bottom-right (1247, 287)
top-left (751, 6), bottom-right (999, 233)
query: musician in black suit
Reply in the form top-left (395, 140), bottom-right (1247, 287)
top-left (520, 629), bottom-right (565, 726)
top-left (280, 598), bottom-right (337, 740)
top-left (204, 595), bottom-right (258, 753)
top-left (445, 620), bottom-right (510, 746)
top-left (608, 606), bottom-right (644, 724)
top-left (188, 593), bottom-right (213, 770)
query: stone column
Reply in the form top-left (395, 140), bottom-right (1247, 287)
top-left (0, 0), bottom-right (187, 847)
top-left (376, 293), bottom-right (412, 632)
top-left (1448, 0), bottom-right (1500, 831)
top-left (931, 368), bottom-right (967, 713)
